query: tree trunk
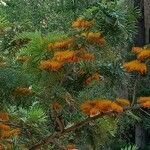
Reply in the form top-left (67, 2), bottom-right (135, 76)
top-left (135, 124), bottom-right (146, 149)
top-left (134, 0), bottom-right (146, 149)
top-left (134, 0), bottom-right (145, 46)
top-left (144, 0), bottom-right (150, 44)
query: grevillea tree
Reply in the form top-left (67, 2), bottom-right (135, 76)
top-left (0, 0), bottom-right (150, 150)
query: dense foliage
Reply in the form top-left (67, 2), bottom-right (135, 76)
top-left (0, 0), bottom-right (150, 150)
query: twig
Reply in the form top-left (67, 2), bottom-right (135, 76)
top-left (131, 74), bottom-right (141, 106)
top-left (140, 108), bottom-right (150, 117)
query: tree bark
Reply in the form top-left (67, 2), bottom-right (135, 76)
top-left (135, 124), bottom-right (146, 149)
top-left (134, 0), bottom-right (146, 149)
top-left (134, 0), bottom-right (145, 46)
top-left (144, 0), bottom-right (150, 44)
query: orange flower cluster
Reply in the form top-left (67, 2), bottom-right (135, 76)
top-left (81, 32), bottom-right (106, 46)
top-left (0, 127), bottom-right (21, 139)
top-left (115, 98), bottom-right (130, 107)
top-left (53, 50), bottom-right (78, 62)
top-left (53, 50), bottom-right (95, 63)
top-left (123, 60), bottom-right (147, 74)
top-left (0, 112), bottom-right (9, 121)
top-left (80, 100), bottom-right (123, 117)
top-left (72, 18), bottom-right (93, 29)
top-left (79, 52), bottom-right (95, 61)
top-left (66, 144), bottom-right (78, 150)
top-left (132, 47), bottom-right (150, 61)
top-left (39, 60), bottom-right (63, 71)
top-left (111, 102), bottom-right (124, 113)
top-left (52, 102), bottom-right (62, 112)
top-left (137, 49), bottom-right (150, 61)
top-left (132, 47), bottom-right (150, 60)
top-left (85, 73), bottom-right (101, 85)
top-left (48, 38), bottom-right (74, 50)
top-left (13, 87), bottom-right (32, 96)
top-left (132, 47), bottom-right (143, 55)
top-left (0, 124), bottom-right (11, 131)
top-left (137, 97), bottom-right (150, 108)
top-left (0, 112), bottom-right (21, 139)
top-left (16, 56), bottom-right (30, 62)
top-left (40, 49), bottom-right (95, 71)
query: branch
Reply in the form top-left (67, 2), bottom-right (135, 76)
top-left (29, 106), bottom-right (139, 150)
top-left (131, 74), bottom-right (141, 106)
top-left (140, 108), bottom-right (150, 117)
top-left (28, 113), bottom-right (105, 150)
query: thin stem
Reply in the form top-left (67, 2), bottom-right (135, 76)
top-left (131, 59), bottom-right (149, 106)
top-left (140, 108), bottom-right (150, 117)
top-left (131, 74), bottom-right (141, 106)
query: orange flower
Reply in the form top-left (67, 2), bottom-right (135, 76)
top-left (85, 73), bottom-right (101, 85)
top-left (1, 128), bottom-right (21, 139)
top-left (72, 18), bottom-right (81, 28)
top-left (80, 100), bottom-right (100, 115)
top-left (90, 108), bottom-right (100, 117)
top-left (137, 97), bottom-right (150, 104)
top-left (115, 98), bottom-right (130, 107)
top-left (111, 102), bottom-right (123, 113)
top-left (87, 32), bottom-right (101, 40)
top-left (80, 102), bottom-right (93, 115)
top-left (97, 38), bottom-right (106, 46)
top-left (66, 144), bottom-right (77, 150)
top-left (48, 38), bottom-right (74, 50)
top-left (0, 113), bottom-right (9, 121)
top-left (72, 18), bottom-right (93, 29)
top-left (53, 50), bottom-right (78, 62)
top-left (39, 60), bottom-right (63, 71)
top-left (132, 47), bottom-right (143, 55)
top-left (97, 100), bottom-right (112, 113)
top-left (81, 32), bottom-right (105, 46)
top-left (140, 101), bottom-right (150, 108)
top-left (10, 128), bottom-right (21, 136)
top-left (79, 53), bottom-right (95, 61)
top-left (77, 48), bottom-right (95, 61)
top-left (81, 100), bottom-right (112, 115)
top-left (16, 56), bottom-right (30, 62)
top-left (123, 60), bottom-right (147, 74)
top-left (13, 87), bottom-right (32, 96)
top-left (0, 124), bottom-right (11, 131)
top-left (138, 97), bottom-right (150, 108)
top-left (52, 102), bottom-right (62, 112)
top-left (81, 99), bottom-right (124, 116)
top-left (137, 49), bottom-right (150, 61)
top-left (81, 32), bottom-right (101, 39)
